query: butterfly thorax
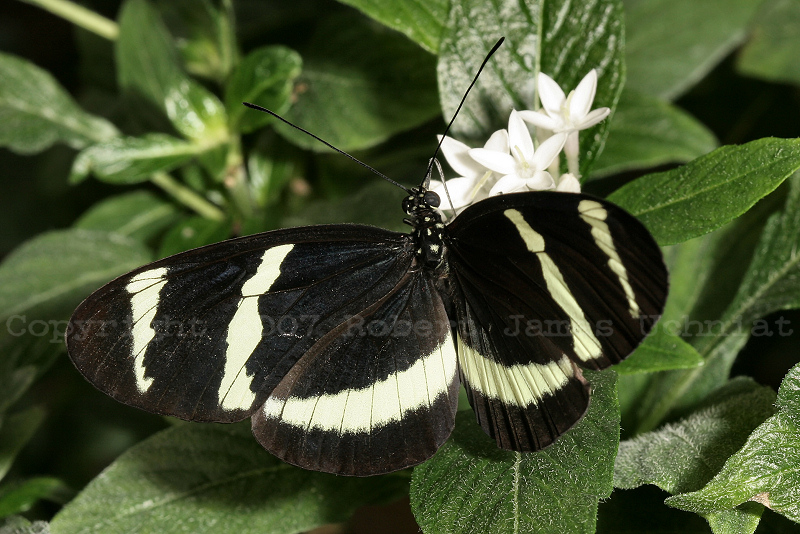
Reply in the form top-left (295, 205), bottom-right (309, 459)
top-left (402, 188), bottom-right (446, 268)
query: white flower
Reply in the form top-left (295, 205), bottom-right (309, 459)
top-left (555, 173), bottom-right (581, 193)
top-left (468, 110), bottom-right (566, 196)
top-left (430, 130), bottom-right (509, 210)
top-left (518, 69), bottom-right (610, 135)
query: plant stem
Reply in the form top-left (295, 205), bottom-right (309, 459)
top-left (150, 172), bottom-right (226, 221)
top-left (19, 0), bottom-right (119, 40)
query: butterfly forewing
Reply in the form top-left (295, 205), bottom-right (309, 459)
top-left (444, 192), bottom-right (668, 450)
top-left (67, 225), bottom-right (415, 423)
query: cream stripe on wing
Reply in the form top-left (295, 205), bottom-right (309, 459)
top-left (579, 200), bottom-right (641, 318)
top-left (457, 334), bottom-right (574, 406)
top-left (262, 330), bottom-right (459, 434)
top-left (504, 209), bottom-right (602, 362)
top-left (127, 268), bottom-right (169, 393)
top-left (219, 244), bottom-right (294, 411)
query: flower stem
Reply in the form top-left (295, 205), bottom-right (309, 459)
top-left (19, 0), bottom-right (119, 40)
top-left (150, 172), bottom-right (226, 221)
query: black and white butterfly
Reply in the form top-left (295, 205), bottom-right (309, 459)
top-left (66, 42), bottom-right (668, 477)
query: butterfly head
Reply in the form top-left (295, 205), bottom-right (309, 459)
top-left (402, 187), bottom-right (441, 216)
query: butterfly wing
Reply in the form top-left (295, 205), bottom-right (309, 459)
top-left (67, 224), bottom-right (458, 475)
top-left (444, 191), bottom-right (668, 450)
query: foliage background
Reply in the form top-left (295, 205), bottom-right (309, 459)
top-left (1, 0), bottom-right (800, 533)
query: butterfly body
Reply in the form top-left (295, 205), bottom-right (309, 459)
top-left (67, 187), bottom-right (667, 476)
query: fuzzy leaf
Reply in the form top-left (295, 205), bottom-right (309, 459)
top-left (737, 0), bottom-right (800, 85)
top-left (437, 0), bottom-right (624, 177)
top-left (608, 138), bottom-right (800, 245)
top-left (614, 323), bottom-right (703, 375)
top-left (624, 0), bottom-right (762, 99)
top-left (226, 46), bottom-right (302, 133)
top-left (411, 370), bottom-right (618, 534)
top-left (0, 52), bottom-right (118, 154)
top-left (591, 89), bottom-right (717, 178)
top-left (277, 12), bottom-right (439, 152)
top-left (70, 134), bottom-right (201, 185)
top-left (666, 363), bottom-right (800, 524)
top-left (49, 423), bottom-right (408, 534)
top-left (74, 191), bottom-right (180, 242)
top-left (335, 0), bottom-right (448, 53)
top-left (0, 517), bottom-right (51, 534)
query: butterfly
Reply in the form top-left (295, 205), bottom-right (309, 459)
top-left (66, 40), bottom-right (668, 476)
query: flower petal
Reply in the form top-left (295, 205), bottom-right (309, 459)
top-left (576, 107), bottom-right (610, 129)
top-left (438, 135), bottom-right (484, 179)
top-left (432, 176), bottom-right (484, 210)
top-left (531, 132), bottom-right (567, 170)
top-left (508, 110), bottom-right (534, 161)
top-left (517, 109), bottom-right (561, 131)
top-left (489, 173), bottom-right (527, 195)
top-left (525, 170), bottom-right (556, 191)
top-left (537, 72), bottom-right (566, 115)
top-left (570, 69), bottom-right (598, 119)
top-left (470, 148), bottom-right (516, 175)
top-left (484, 129), bottom-right (509, 153)
top-left (555, 173), bottom-right (581, 193)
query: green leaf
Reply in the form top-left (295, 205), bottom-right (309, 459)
top-left (335, 0), bottom-right (448, 53)
top-left (608, 138), bottom-right (800, 245)
top-left (0, 407), bottom-right (45, 481)
top-left (0, 52), bottom-right (118, 154)
top-left (437, 0), bottom-right (624, 176)
top-left (156, 216), bottom-right (231, 258)
top-left (591, 89), bottom-right (718, 178)
top-left (615, 378), bottom-right (776, 494)
top-left (410, 370), bottom-right (618, 534)
top-left (0, 230), bottom-right (151, 324)
top-left (0, 516), bottom-right (51, 534)
top-left (70, 134), bottom-right (201, 185)
top-left (74, 191), bottom-right (180, 242)
top-left (666, 363), bottom-right (800, 524)
top-left (226, 46), bottom-right (302, 134)
top-left (0, 478), bottom-right (70, 519)
top-left (49, 423), bottom-right (408, 534)
top-left (277, 12), bottom-right (439, 152)
top-left (614, 323), bottom-right (704, 375)
top-left (738, 0), bottom-right (800, 85)
top-left (624, 0), bottom-right (762, 99)
top-left (116, 0), bottom-right (227, 142)
top-left (616, 379), bottom-right (776, 534)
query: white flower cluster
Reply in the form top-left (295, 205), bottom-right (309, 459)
top-left (431, 69), bottom-right (610, 214)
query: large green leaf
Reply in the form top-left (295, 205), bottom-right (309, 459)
top-left (624, 0), bottom-right (762, 99)
top-left (437, 0), bottom-right (624, 177)
top-left (277, 12), bottom-right (439, 152)
top-left (666, 363), bottom-right (800, 524)
top-left (116, 0), bottom-right (227, 142)
top-left (0, 52), bottom-right (118, 154)
top-left (0, 478), bottom-right (68, 520)
top-left (591, 89), bottom-right (717, 178)
top-left (70, 134), bottom-right (202, 185)
top-left (335, 0), bottom-right (449, 53)
top-left (225, 46), bottom-right (302, 134)
top-left (74, 191), bottom-right (180, 242)
top-left (614, 324), bottom-right (703, 375)
top-left (410, 370), bottom-right (618, 534)
top-left (49, 423), bottom-right (408, 534)
top-left (0, 230), bottom-right (151, 325)
top-left (608, 138), bottom-right (800, 245)
top-left (738, 0), bottom-right (800, 85)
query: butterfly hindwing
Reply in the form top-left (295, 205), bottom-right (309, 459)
top-left (444, 191), bottom-right (668, 450)
top-left (67, 225), bottom-right (417, 423)
top-left (252, 271), bottom-right (458, 476)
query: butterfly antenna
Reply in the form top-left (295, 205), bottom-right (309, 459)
top-left (423, 37), bottom-right (505, 185)
top-left (243, 102), bottom-right (412, 194)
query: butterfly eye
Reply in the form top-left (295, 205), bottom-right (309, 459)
top-left (424, 191), bottom-right (440, 208)
top-left (402, 197), bottom-right (414, 213)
